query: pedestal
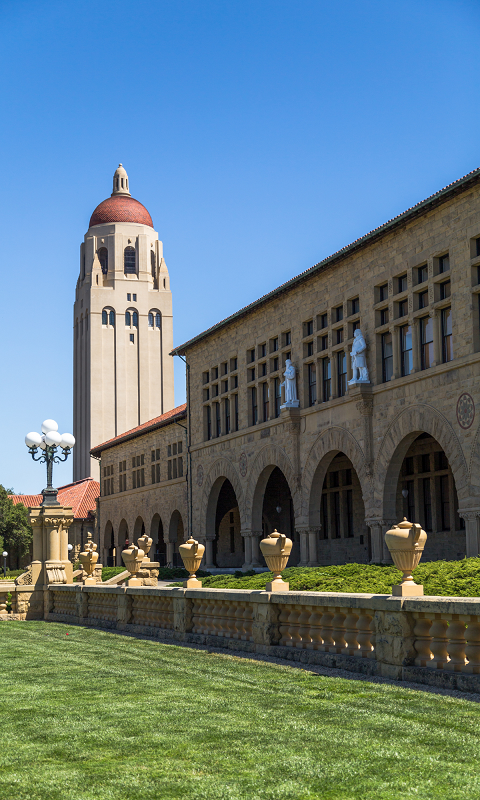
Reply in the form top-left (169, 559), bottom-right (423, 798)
top-left (183, 577), bottom-right (202, 588)
top-left (83, 577), bottom-right (96, 586)
top-left (392, 583), bottom-right (424, 597)
top-left (27, 504), bottom-right (74, 586)
top-left (126, 577), bottom-right (141, 587)
top-left (265, 578), bottom-right (289, 592)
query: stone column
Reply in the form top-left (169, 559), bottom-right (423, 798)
top-left (242, 532), bottom-right (252, 570)
top-left (251, 531), bottom-right (262, 567)
top-left (308, 529), bottom-right (319, 567)
top-left (459, 511), bottom-right (480, 557)
top-left (166, 542), bottom-right (174, 567)
top-left (365, 518), bottom-right (395, 564)
top-left (27, 505), bottom-right (74, 586)
top-left (204, 539), bottom-right (216, 570)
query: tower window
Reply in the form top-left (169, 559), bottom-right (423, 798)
top-left (148, 313), bottom-right (154, 328)
top-left (151, 250), bottom-right (156, 277)
top-left (132, 311), bottom-right (138, 327)
top-left (98, 247), bottom-right (108, 275)
top-left (102, 310), bottom-right (108, 325)
top-left (124, 246), bottom-right (136, 274)
top-left (130, 333), bottom-right (135, 343)
top-left (155, 312), bottom-right (161, 328)
top-left (109, 310), bottom-right (115, 326)
top-left (125, 311), bottom-right (131, 326)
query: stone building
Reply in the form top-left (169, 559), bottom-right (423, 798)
top-left (169, 167), bottom-right (480, 569)
top-left (73, 165), bottom-right (174, 482)
top-left (91, 405), bottom-right (187, 567)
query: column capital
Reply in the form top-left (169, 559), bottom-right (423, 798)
top-left (458, 509), bottom-right (480, 521)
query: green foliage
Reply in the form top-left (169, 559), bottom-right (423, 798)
top-left (0, 485), bottom-right (32, 566)
top-left (101, 566), bottom-right (127, 581)
top-left (1, 621), bottom-right (480, 799)
top-left (156, 566), bottom-right (211, 581)
top-left (0, 569), bottom-right (25, 581)
top-left (189, 558), bottom-right (480, 597)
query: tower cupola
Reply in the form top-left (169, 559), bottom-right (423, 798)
top-left (112, 163), bottom-right (130, 196)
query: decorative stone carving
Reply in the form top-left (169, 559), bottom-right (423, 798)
top-left (79, 532), bottom-right (99, 586)
top-left (384, 518), bottom-right (427, 596)
top-left (280, 360), bottom-right (300, 408)
top-left (121, 542), bottom-right (145, 587)
top-left (179, 537), bottom-right (205, 588)
top-left (239, 452), bottom-right (248, 477)
top-left (137, 533), bottom-right (153, 561)
top-left (356, 398), bottom-right (373, 417)
top-left (196, 464), bottom-right (204, 487)
top-left (15, 566), bottom-right (33, 586)
top-left (260, 529), bottom-right (292, 592)
top-left (348, 329), bottom-right (370, 385)
top-left (457, 393), bottom-right (475, 430)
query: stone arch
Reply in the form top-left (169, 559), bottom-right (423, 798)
top-left (103, 520), bottom-right (115, 566)
top-left (168, 510), bottom-right (184, 543)
top-left (244, 444), bottom-right (300, 532)
top-left (467, 418), bottom-right (480, 501)
top-left (201, 457), bottom-right (245, 539)
top-left (116, 519), bottom-right (129, 566)
top-left (150, 513), bottom-right (166, 564)
top-left (133, 515), bottom-right (145, 541)
top-left (302, 427), bottom-right (372, 526)
top-left (375, 404), bottom-right (468, 519)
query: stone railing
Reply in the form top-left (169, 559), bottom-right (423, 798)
top-left (5, 583), bottom-right (480, 693)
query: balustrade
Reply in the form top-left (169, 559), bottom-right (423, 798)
top-left (192, 599), bottom-right (253, 641)
top-left (131, 594), bottom-right (174, 629)
top-left (52, 590), bottom-right (77, 617)
top-left (87, 592), bottom-right (117, 624)
top-left (277, 604), bottom-right (375, 657)
top-left (412, 612), bottom-right (480, 673)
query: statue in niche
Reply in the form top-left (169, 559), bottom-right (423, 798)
top-left (348, 329), bottom-right (370, 385)
top-left (280, 359), bottom-right (300, 408)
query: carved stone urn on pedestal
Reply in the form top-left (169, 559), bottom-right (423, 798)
top-left (260, 530), bottom-right (292, 592)
top-left (78, 532), bottom-right (99, 586)
top-left (137, 533), bottom-right (153, 562)
top-left (121, 543), bottom-right (145, 587)
top-left (384, 518), bottom-right (427, 596)
top-left (179, 537), bottom-right (205, 588)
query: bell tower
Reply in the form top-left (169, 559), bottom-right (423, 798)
top-left (73, 165), bottom-right (174, 481)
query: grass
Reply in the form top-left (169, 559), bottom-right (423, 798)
top-left (0, 569), bottom-right (25, 581)
top-left (1, 622), bottom-right (480, 800)
top-left (184, 558), bottom-right (480, 597)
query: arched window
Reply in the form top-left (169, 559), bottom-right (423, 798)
top-left (155, 312), bottom-right (161, 329)
top-left (124, 246), bottom-right (136, 274)
top-left (151, 251), bottom-right (156, 277)
top-left (125, 311), bottom-right (131, 327)
top-left (148, 313), bottom-right (154, 328)
top-left (163, 278), bottom-right (166, 288)
top-left (109, 310), bottom-right (115, 326)
top-left (132, 311), bottom-right (138, 327)
top-left (98, 247), bottom-right (108, 274)
top-left (102, 310), bottom-right (108, 325)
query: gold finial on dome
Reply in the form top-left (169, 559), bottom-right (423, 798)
top-left (112, 163), bottom-right (130, 196)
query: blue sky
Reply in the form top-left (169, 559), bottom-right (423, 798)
top-left (1, 0), bottom-right (479, 493)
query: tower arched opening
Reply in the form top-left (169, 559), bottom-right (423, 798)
top-left (206, 478), bottom-right (242, 568)
top-left (150, 513), bottom-right (165, 566)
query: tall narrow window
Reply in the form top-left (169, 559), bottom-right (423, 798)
top-left (125, 311), bottom-right (131, 327)
top-left (151, 250), bottom-right (156, 277)
top-left (234, 394), bottom-right (239, 431)
top-left (206, 406), bottom-right (212, 440)
top-left (406, 480), bottom-right (415, 523)
top-left (102, 310), bottom-right (108, 325)
top-left (109, 310), bottom-right (115, 326)
top-left (321, 493), bottom-right (329, 539)
top-left (441, 307), bottom-right (453, 363)
top-left (155, 313), bottom-right (161, 328)
top-left (274, 378), bottom-right (281, 417)
top-left (251, 386), bottom-right (258, 425)
top-left (420, 316), bottom-right (434, 370)
top-left (225, 397), bottom-right (230, 434)
top-left (215, 402), bottom-right (221, 437)
top-left (440, 474), bottom-right (450, 531)
top-left (337, 351), bottom-right (347, 397)
top-left (132, 311), bottom-right (138, 327)
top-left (333, 492), bottom-right (341, 538)
top-left (262, 382), bottom-right (269, 421)
top-left (98, 247), bottom-right (108, 274)
top-left (423, 478), bottom-right (432, 532)
top-left (400, 325), bottom-right (412, 376)
top-left (124, 246), bottom-right (136, 274)
top-left (148, 313), bottom-right (154, 327)
top-left (438, 254), bottom-right (449, 273)
top-left (308, 363), bottom-right (316, 406)
top-left (346, 490), bottom-right (353, 537)
top-left (382, 332), bottom-right (393, 382)
top-left (322, 358), bottom-right (331, 402)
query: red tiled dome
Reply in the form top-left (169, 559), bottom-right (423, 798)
top-left (89, 195), bottom-right (153, 228)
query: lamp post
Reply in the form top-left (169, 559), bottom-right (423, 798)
top-left (2, 551), bottom-right (7, 578)
top-left (25, 419), bottom-right (75, 506)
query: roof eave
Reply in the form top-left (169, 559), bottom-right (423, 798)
top-left (90, 408), bottom-right (187, 456)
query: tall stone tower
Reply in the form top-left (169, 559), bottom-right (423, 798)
top-left (73, 164), bottom-right (174, 481)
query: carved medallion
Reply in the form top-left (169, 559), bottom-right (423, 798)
top-left (196, 464), bottom-right (204, 487)
top-left (239, 451), bottom-right (248, 477)
top-left (457, 392), bottom-right (475, 429)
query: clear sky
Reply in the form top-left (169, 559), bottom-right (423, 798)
top-left (1, 0), bottom-right (479, 493)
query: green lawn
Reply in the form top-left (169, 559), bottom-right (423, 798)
top-left (1, 623), bottom-right (480, 800)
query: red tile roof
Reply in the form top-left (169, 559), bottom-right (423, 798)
top-left (90, 403), bottom-right (187, 455)
top-left (89, 195), bottom-right (153, 228)
top-left (10, 478), bottom-right (100, 519)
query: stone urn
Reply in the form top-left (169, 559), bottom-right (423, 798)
top-left (260, 529), bottom-right (292, 592)
top-left (179, 537), bottom-right (205, 588)
top-left (137, 533), bottom-right (153, 562)
top-left (384, 517), bottom-right (427, 596)
top-left (122, 543), bottom-right (145, 587)
top-left (78, 533), bottom-right (99, 586)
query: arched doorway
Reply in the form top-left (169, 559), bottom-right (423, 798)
top-left (396, 433), bottom-right (465, 560)
top-left (133, 516), bottom-right (145, 542)
top-left (104, 521), bottom-right (115, 567)
top-left (212, 479), bottom-right (242, 568)
top-left (150, 513), bottom-right (166, 566)
top-left (253, 466), bottom-right (296, 564)
top-left (168, 510), bottom-right (184, 567)
top-left (312, 452), bottom-right (368, 565)
top-left (117, 519), bottom-right (129, 565)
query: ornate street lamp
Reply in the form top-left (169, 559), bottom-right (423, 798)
top-left (2, 551), bottom-right (7, 578)
top-left (25, 419), bottom-right (75, 506)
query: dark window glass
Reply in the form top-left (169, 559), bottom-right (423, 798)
top-left (417, 264), bottom-right (428, 284)
top-left (308, 363), bottom-right (316, 406)
top-left (307, 341), bottom-right (314, 356)
top-left (382, 332), bottom-right (393, 382)
top-left (259, 343), bottom-right (266, 358)
top-left (206, 406), bottom-right (212, 440)
top-left (129, 333), bottom-right (134, 343)
top-left (213, 367), bottom-right (219, 379)
top-left (337, 351), bottom-right (347, 397)
top-left (440, 474), bottom-right (450, 530)
top-left (102, 310), bottom-right (108, 325)
top-left (124, 246), bottom-right (136, 274)
top-left (441, 307), bottom-right (453, 363)
top-left (273, 357), bottom-right (279, 372)
top-left (400, 325), bottom-right (413, 377)
top-left (346, 490), bottom-right (353, 537)
top-left (439, 280), bottom-right (451, 300)
top-left (320, 335), bottom-right (328, 351)
top-left (248, 349), bottom-right (255, 363)
top-left (406, 480), bottom-right (415, 522)
top-left (336, 328), bottom-right (344, 344)
top-left (419, 290), bottom-right (429, 309)
top-left (132, 311), bottom-right (138, 327)
top-left (398, 299), bottom-right (408, 317)
top-left (148, 313), bottom-right (154, 327)
top-left (380, 308), bottom-right (389, 325)
top-left (234, 394), bottom-right (239, 430)
top-left (225, 398), bottom-right (230, 434)
top-left (251, 387), bottom-right (258, 425)
top-left (321, 493), bottom-right (329, 539)
top-left (423, 477), bottom-right (432, 531)
top-left (232, 357), bottom-right (238, 370)
top-left (420, 316), bottom-right (434, 370)
top-left (421, 454), bottom-right (430, 473)
top-left (306, 320), bottom-right (314, 336)
top-left (262, 382), bottom-right (269, 421)
top-left (285, 331), bottom-right (291, 345)
top-left (352, 319), bottom-right (360, 334)
top-left (109, 310), bottom-right (115, 326)
top-left (98, 247), bottom-right (108, 274)
top-left (322, 358), bottom-right (331, 401)
top-left (436, 451), bottom-right (448, 471)
top-left (398, 274), bottom-right (408, 293)
top-left (333, 492), bottom-right (341, 538)
top-left (155, 313), bottom-right (161, 328)
top-left (151, 250), bottom-right (156, 277)
top-left (438, 254), bottom-right (449, 273)
top-left (351, 297), bottom-right (359, 315)
top-left (272, 338), bottom-right (278, 352)
top-left (320, 313), bottom-right (328, 329)
top-left (379, 283), bottom-right (388, 301)
top-left (405, 456), bottom-right (414, 475)
top-left (274, 378), bottom-right (281, 417)
top-left (125, 311), bottom-right (131, 326)
top-left (335, 306), bottom-right (343, 322)
top-left (215, 403), bottom-right (221, 437)
top-left (260, 363), bottom-right (267, 377)
top-left (344, 468), bottom-right (352, 485)
top-left (475, 237), bottom-right (480, 258)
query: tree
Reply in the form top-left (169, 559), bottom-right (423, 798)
top-left (0, 486), bottom-right (33, 569)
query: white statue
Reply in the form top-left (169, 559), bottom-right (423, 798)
top-left (280, 359), bottom-right (300, 408)
top-left (348, 329), bottom-right (370, 385)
